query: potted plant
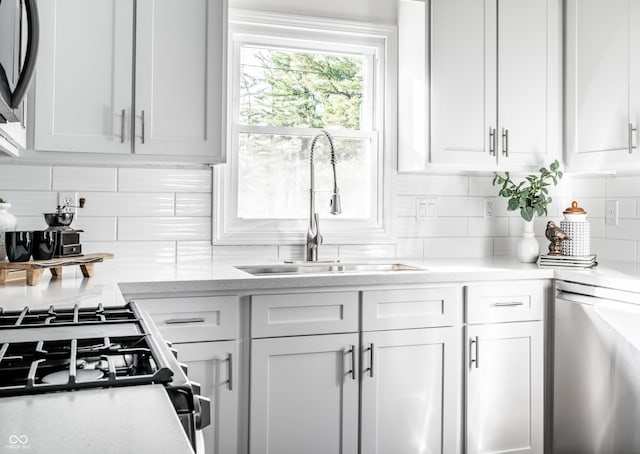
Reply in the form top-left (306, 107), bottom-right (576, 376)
top-left (492, 160), bottom-right (563, 262)
top-left (0, 197), bottom-right (17, 261)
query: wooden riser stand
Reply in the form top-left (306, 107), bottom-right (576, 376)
top-left (0, 253), bottom-right (113, 286)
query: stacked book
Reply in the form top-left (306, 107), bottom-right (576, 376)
top-left (537, 254), bottom-right (597, 268)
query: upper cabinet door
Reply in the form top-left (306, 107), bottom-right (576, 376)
top-left (430, 0), bottom-right (498, 167)
top-left (498, 0), bottom-right (562, 168)
top-left (566, 0), bottom-right (635, 171)
top-left (134, 0), bottom-right (226, 160)
top-left (32, 0), bottom-right (133, 153)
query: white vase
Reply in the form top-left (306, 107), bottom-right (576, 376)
top-left (517, 219), bottom-right (539, 263)
top-left (0, 203), bottom-right (17, 261)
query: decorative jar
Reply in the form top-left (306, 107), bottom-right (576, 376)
top-left (560, 201), bottom-right (590, 257)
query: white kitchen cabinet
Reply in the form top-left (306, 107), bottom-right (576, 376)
top-left (566, 0), bottom-right (640, 171)
top-left (360, 327), bottom-right (459, 454)
top-left (174, 341), bottom-right (238, 454)
top-left (31, 0), bottom-right (226, 163)
top-left (425, 0), bottom-right (561, 171)
top-left (250, 333), bottom-right (359, 454)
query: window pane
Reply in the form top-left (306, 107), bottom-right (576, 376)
top-left (237, 133), bottom-right (373, 220)
top-left (240, 47), bottom-right (365, 129)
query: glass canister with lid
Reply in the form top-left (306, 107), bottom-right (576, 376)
top-left (560, 201), bottom-right (590, 256)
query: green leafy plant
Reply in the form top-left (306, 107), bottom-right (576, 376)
top-left (492, 160), bottom-right (563, 222)
top-left (0, 197), bottom-right (6, 204)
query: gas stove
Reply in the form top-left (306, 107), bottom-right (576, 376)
top-left (0, 302), bottom-right (209, 453)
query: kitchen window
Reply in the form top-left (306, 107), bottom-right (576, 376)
top-left (214, 9), bottom-right (396, 246)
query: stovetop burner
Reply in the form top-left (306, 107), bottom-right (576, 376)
top-left (0, 303), bottom-right (137, 327)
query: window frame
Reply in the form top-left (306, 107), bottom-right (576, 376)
top-left (213, 9), bottom-right (397, 246)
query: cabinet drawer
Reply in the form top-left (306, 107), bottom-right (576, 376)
top-left (251, 291), bottom-right (359, 338)
top-left (362, 287), bottom-right (459, 331)
top-left (465, 282), bottom-right (544, 324)
top-left (134, 296), bottom-right (239, 342)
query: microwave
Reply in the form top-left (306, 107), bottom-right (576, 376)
top-left (0, 0), bottom-right (38, 156)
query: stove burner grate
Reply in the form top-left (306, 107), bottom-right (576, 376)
top-left (0, 303), bottom-right (138, 327)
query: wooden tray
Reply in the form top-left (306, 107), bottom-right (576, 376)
top-left (0, 253), bottom-right (114, 286)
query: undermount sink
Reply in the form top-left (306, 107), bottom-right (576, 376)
top-left (235, 262), bottom-right (425, 276)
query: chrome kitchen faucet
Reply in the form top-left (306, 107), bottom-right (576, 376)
top-left (306, 130), bottom-right (342, 261)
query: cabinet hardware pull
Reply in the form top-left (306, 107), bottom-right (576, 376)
top-left (493, 302), bottom-right (524, 307)
top-left (120, 109), bottom-right (126, 143)
top-left (629, 123), bottom-right (637, 154)
top-left (349, 345), bottom-right (356, 380)
top-left (502, 128), bottom-right (509, 156)
top-left (164, 317), bottom-right (205, 324)
top-left (368, 343), bottom-right (375, 378)
top-left (141, 110), bottom-right (146, 144)
top-left (227, 353), bottom-right (233, 391)
top-left (489, 128), bottom-right (496, 156)
top-left (470, 336), bottom-right (479, 369)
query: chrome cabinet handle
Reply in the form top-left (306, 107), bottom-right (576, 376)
top-left (367, 343), bottom-right (375, 378)
top-left (489, 128), bottom-right (496, 156)
top-left (629, 123), bottom-right (637, 154)
top-left (470, 336), bottom-right (479, 369)
top-left (164, 317), bottom-right (205, 324)
top-left (120, 109), bottom-right (126, 143)
top-left (141, 110), bottom-right (146, 144)
top-left (348, 345), bottom-right (356, 380)
top-left (493, 302), bottom-right (524, 307)
top-left (502, 128), bottom-right (509, 156)
top-left (226, 353), bottom-right (233, 391)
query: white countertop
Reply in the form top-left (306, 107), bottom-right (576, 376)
top-left (1, 255), bottom-right (640, 310)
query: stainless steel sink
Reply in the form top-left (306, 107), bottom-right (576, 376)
top-left (235, 262), bottom-right (425, 276)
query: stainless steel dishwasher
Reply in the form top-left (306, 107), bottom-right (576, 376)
top-left (553, 280), bottom-right (640, 454)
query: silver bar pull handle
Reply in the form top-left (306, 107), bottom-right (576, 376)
top-left (141, 110), bottom-right (146, 144)
top-left (629, 123), bottom-right (637, 154)
top-left (502, 128), bottom-right (509, 156)
top-left (489, 128), bottom-right (496, 156)
top-left (120, 109), bottom-right (126, 143)
top-left (470, 336), bottom-right (479, 369)
top-left (493, 302), bottom-right (524, 307)
top-left (348, 345), bottom-right (356, 380)
top-left (227, 353), bottom-right (233, 391)
top-left (368, 343), bottom-right (374, 378)
top-left (164, 317), bottom-right (205, 324)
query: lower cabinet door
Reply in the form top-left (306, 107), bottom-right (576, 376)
top-left (466, 322), bottom-right (543, 454)
top-left (250, 333), bottom-right (359, 454)
top-left (174, 340), bottom-right (238, 454)
top-left (360, 327), bottom-right (460, 454)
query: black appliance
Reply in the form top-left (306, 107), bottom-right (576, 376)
top-left (0, 0), bottom-right (39, 123)
top-left (0, 302), bottom-right (210, 451)
top-left (47, 227), bottom-right (83, 258)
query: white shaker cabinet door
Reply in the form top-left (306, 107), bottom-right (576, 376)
top-left (134, 0), bottom-right (226, 161)
top-left (250, 333), bottom-right (359, 454)
top-left (174, 340), bottom-right (238, 454)
top-left (32, 0), bottom-right (133, 153)
top-left (430, 0), bottom-right (497, 166)
top-left (466, 322), bottom-right (543, 454)
top-left (566, 0), bottom-right (634, 170)
top-left (498, 0), bottom-right (561, 168)
top-left (360, 327), bottom-right (460, 454)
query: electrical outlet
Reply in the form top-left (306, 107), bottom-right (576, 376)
top-left (483, 198), bottom-right (495, 219)
top-left (58, 192), bottom-right (79, 213)
top-left (605, 200), bottom-right (619, 226)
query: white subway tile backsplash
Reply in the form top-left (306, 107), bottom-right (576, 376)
top-left (424, 237), bottom-right (493, 258)
top-left (606, 176), bottom-right (640, 197)
top-left (468, 176), bottom-right (496, 197)
top-left (591, 238), bottom-right (636, 262)
top-left (80, 192), bottom-right (175, 217)
top-left (13, 216), bottom-right (47, 231)
top-left (469, 217), bottom-right (509, 237)
top-left (212, 245), bottom-right (278, 261)
top-left (338, 244), bottom-right (396, 260)
top-left (177, 241), bottom-right (213, 262)
top-left (572, 176), bottom-right (607, 198)
top-left (52, 167), bottom-right (117, 191)
top-left (0, 165), bottom-right (51, 190)
top-left (118, 217), bottom-right (211, 241)
top-left (118, 168), bottom-right (212, 193)
top-left (73, 217), bottom-right (117, 241)
top-left (176, 193), bottom-right (212, 217)
top-left (493, 237), bottom-right (518, 257)
top-left (605, 219), bottom-right (640, 241)
top-left (82, 241), bottom-right (177, 263)
top-left (0, 191), bottom-right (58, 216)
top-left (437, 197), bottom-right (483, 217)
top-left (397, 217), bottom-right (468, 238)
top-left (396, 238), bottom-right (424, 258)
top-left (397, 174), bottom-right (468, 196)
